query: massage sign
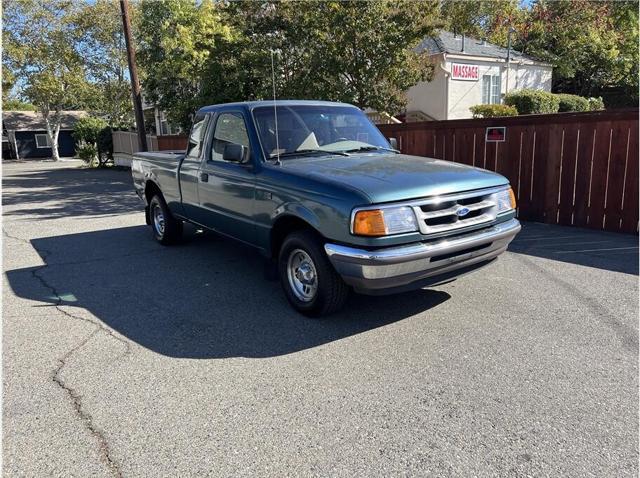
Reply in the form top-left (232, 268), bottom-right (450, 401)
top-left (451, 63), bottom-right (479, 81)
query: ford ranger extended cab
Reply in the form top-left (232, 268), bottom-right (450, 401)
top-left (132, 100), bottom-right (520, 316)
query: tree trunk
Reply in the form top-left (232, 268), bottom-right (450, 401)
top-left (43, 110), bottom-right (61, 161)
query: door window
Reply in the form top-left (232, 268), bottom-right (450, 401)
top-left (186, 114), bottom-right (208, 158)
top-left (211, 112), bottom-right (250, 162)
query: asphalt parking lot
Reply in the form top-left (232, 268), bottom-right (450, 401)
top-left (3, 160), bottom-right (638, 477)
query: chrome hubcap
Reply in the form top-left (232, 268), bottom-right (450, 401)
top-left (287, 249), bottom-right (318, 302)
top-left (152, 204), bottom-right (165, 237)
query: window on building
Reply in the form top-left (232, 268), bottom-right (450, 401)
top-left (35, 134), bottom-right (51, 148)
top-left (482, 74), bottom-right (502, 104)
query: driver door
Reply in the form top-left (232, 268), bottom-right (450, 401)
top-left (197, 111), bottom-right (256, 244)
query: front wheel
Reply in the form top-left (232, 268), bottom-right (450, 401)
top-left (149, 194), bottom-right (182, 245)
top-left (278, 231), bottom-right (349, 317)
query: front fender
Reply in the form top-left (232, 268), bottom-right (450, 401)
top-left (272, 202), bottom-right (322, 230)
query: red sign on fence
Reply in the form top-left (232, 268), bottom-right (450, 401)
top-left (485, 127), bottom-right (506, 142)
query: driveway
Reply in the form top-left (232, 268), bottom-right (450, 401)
top-left (3, 160), bottom-right (638, 477)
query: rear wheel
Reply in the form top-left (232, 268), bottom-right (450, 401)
top-left (149, 194), bottom-right (182, 245)
top-left (278, 230), bottom-right (349, 317)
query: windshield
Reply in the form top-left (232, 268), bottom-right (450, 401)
top-left (252, 105), bottom-right (392, 159)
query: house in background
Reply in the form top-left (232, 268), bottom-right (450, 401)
top-left (1, 110), bottom-right (87, 159)
top-left (405, 31), bottom-right (553, 121)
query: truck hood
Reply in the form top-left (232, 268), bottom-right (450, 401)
top-left (279, 153), bottom-right (508, 204)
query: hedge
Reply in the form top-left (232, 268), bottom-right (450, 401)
top-left (556, 94), bottom-right (590, 112)
top-left (587, 96), bottom-right (605, 111)
top-left (469, 104), bottom-right (519, 118)
top-left (503, 89), bottom-right (560, 115)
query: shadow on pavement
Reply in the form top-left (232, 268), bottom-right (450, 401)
top-left (508, 222), bottom-right (638, 275)
top-left (2, 167), bottom-right (140, 219)
top-left (5, 225), bottom-right (450, 359)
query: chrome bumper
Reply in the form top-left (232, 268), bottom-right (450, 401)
top-left (325, 218), bottom-right (521, 294)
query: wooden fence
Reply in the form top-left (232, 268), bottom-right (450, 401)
top-left (378, 109), bottom-right (639, 233)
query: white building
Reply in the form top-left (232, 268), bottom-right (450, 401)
top-left (405, 31), bottom-right (553, 121)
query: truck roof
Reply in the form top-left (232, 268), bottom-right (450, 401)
top-left (197, 100), bottom-right (357, 114)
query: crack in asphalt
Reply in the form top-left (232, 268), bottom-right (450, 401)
top-left (3, 228), bottom-right (129, 478)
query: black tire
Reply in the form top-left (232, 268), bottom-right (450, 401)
top-left (149, 193), bottom-right (183, 245)
top-left (278, 230), bottom-right (349, 317)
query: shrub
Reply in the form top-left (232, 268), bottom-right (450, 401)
top-left (97, 126), bottom-right (113, 165)
top-left (73, 116), bottom-right (109, 145)
top-left (469, 104), bottom-right (519, 118)
top-left (504, 89), bottom-right (560, 115)
top-left (556, 94), bottom-right (590, 112)
top-left (587, 96), bottom-right (605, 111)
top-left (76, 140), bottom-right (98, 165)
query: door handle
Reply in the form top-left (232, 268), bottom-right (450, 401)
top-left (199, 172), bottom-right (209, 182)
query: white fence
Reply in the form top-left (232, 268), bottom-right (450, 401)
top-left (112, 131), bottom-right (159, 166)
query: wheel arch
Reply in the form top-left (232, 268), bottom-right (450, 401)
top-left (270, 213), bottom-right (324, 259)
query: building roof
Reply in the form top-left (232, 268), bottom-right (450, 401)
top-left (416, 30), bottom-right (547, 64)
top-left (2, 110), bottom-right (88, 131)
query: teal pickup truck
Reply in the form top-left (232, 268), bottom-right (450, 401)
top-left (132, 100), bottom-right (520, 316)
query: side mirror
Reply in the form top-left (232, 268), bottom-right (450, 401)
top-left (223, 143), bottom-right (247, 162)
top-left (388, 137), bottom-right (398, 150)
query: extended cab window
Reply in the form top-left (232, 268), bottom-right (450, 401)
top-left (211, 112), bottom-right (250, 162)
top-left (186, 114), bottom-right (208, 158)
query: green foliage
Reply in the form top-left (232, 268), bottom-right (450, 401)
top-left (76, 140), bottom-right (99, 164)
top-left (555, 94), bottom-right (590, 112)
top-left (439, 0), bottom-right (523, 45)
top-left (73, 117), bottom-right (112, 167)
top-left (136, 0), bottom-right (233, 130)
top-left (72, 0), bottom-right (134, 128)
top-left (504, 89), bottom-right (560, 115)
top-left (515, 0), bottom-right (638, 105)
top-left (3, 0), bottom-right (91, 160)
top-left (97, 126), bottom-right (114, 163)
top-left (587, 97), bottom-right (605, 111)
top-left (137, 0), bottom-right (439, 129)
top-left (2, 98), bottom-right (36, 111)
top-left (469, 104), bottom-right (519, 118)
top-left (73, 117), bottom-right (109, 144)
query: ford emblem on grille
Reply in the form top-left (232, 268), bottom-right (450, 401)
top-left (456, 206), bottom-right (470, 217)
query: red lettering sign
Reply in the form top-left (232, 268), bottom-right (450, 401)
top-left (451, 63), bottom-right (479, 81)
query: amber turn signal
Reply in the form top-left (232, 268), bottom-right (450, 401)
top-left (509, 188), bottom-right (517, 209)
top-left (353, 210), bottom-right (386, 236)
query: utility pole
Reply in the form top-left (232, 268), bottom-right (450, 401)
top-left (120, 0), bottom-right (147, 151)
top-left (505, 27), bottom-right (516, 99)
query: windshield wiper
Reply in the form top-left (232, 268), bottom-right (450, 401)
top-left (269, 149), bottom-right (349, 159)
top-left (343, 145), bottom-right (400, 154)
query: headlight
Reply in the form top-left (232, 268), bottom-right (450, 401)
top-left (494, 188), bottom-right (517, 213)
top-left (352, 206), bottom-right (418, 236)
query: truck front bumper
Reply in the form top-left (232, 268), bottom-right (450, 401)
top-left (324, 218), bottom-right (521, 295)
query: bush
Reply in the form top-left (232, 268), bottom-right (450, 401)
top-left (97, 126), bottom-right (113, 165)
top-left (504, 89), bottom-right (560, 115)
top-left (73, 116), bottom-right (109, 144)
top-left (556, 94), bottom-right (590, 112)
top-left (587, 96), bottom-right (605, 111)
top-left (469, 104), bottom-right (519, 118)
top-left (76, 140), bottom-right (99, 165)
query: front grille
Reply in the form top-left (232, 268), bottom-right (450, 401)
top-left (411, 188), bottom-right (500, 235)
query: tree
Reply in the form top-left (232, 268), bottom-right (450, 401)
top-left (3, 0), bottom-right (91, 160)
top-left (439, 0), bottom-right (523, 45)
top-left (516, 0), bottom-right (639, 105)
top-left (137, 0), bottom-right (440, 128)
top-left (71, 0), bottom-right (134, 128)
top-left (136, 0), bottom-right (233, 130)
top-left (2, 98), bottom-right (36, 111)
